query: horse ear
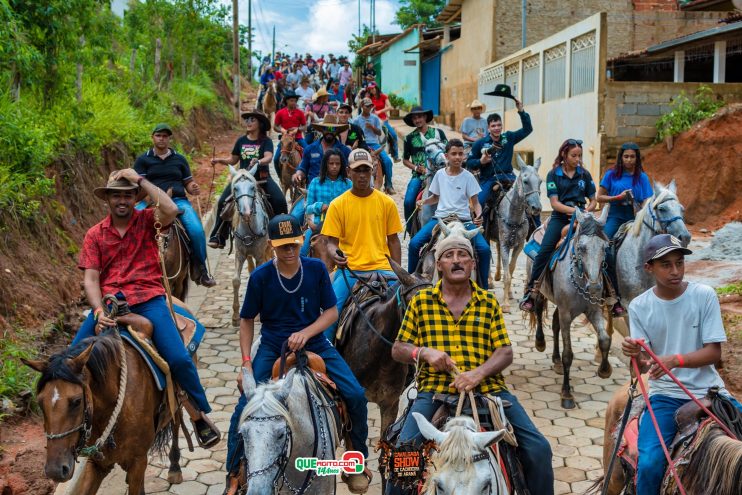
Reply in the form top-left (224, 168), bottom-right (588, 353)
top-left (533, 157), bottom-right (542, 173)
top-left (21, 357), bottom-right (48, 374)
top-left (276, 369), bottom-right (296, 403)
top-left (65, 344), bottom-right (95, 375)
top-left (667, 178), bottom-right (677, 194)
top-left (412, 412), bottom-right (447, 444)
top-left (462, 228), bottom-right (481, 240)
top-left (653, 180), bottom-right (663, 198)
top-left (387, 256), bottom-right (419, 287)
top-left (437, 218), bottom-right (451, 236)
top-left (473, 429), bottom-right (506, 450)
top-left (598, 204), bottom-right (609, 226)
top-left (516, 154), bottom-right (526, 170)
top-left (242, 367), bottom-right (257, 400)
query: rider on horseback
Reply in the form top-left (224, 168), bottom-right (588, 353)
top-left (336, 103), bottom-right (367, 149)
top-left (272, 91), bottom-right (308, 179)
top-left (225, 214), bottom-right (371, 495)
top-left (74, 169), bottom-right (220, 448)
top-left (407, 139), bottom-right (491, 289)
top-left (209, 110), bottom-right (287, 248)
top-left (402, 106), bottom-right (447, 234)
top-left (133, 123), bottom-right (216, 287)
top-left (460, 99), bottom-right (487, 154)
top-left (622, 234), bottom-right (742, 495)
top-left (388, 235), bottom-right (554, 495)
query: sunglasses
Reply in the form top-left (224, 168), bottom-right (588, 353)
top-left (244, 116), bottom-right (258, 123)
top-left (566, 139), bottom-right (583, 146)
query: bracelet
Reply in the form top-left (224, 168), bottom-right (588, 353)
top-left (411, 347), bottom-right (420, 361)
top-left (675, 354), bottom-right (685, 367)
top-left (242, 356), bottom-right (251, 364)
top-left (93, 307), bottom-right (103, 320)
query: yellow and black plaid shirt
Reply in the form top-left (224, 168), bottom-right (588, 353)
top-left (396, 280), bottom-right (511, 394)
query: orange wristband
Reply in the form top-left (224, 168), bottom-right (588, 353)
top-left (675, 354), bottom-right (685, 367)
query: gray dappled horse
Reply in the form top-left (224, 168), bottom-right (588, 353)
top-left (493, 156), bottom-right (543, 313)
top-left (411, 135), bottom-right (447, 235)
top-left (239, 366), bottom-right (339, 495)
top-left (527, 209), bottom-right (612, 409)
top-left (229, 166), bottom-right (271, 326)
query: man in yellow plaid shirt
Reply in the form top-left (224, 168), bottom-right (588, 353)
top-left (388, 234), bottom-right (553, 495)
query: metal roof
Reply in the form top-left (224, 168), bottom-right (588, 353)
top-left (436, 0), bottom-right (464, 23)
top-left (647, 19), bottom-right (742, 53)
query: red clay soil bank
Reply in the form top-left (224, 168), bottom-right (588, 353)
top-left (643, 103), bottom-right (742, 230)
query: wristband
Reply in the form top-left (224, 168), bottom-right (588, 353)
top-left (242, 356), bottom-right (251, 364)
top-left (93, 307), bottom-right (103, 321)
top-left (411, 347), bottom-right (420, 361)
top-left (675, 354), bottom-right (685, 368)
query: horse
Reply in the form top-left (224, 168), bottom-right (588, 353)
top-left (278, 131), bottom-right (302, 203)
top-left (528, 208), bottom-right (612, 409)
top-left (410, 135), bottom-right (447, 236)
top-left (417, 219), bottom-right (481, 286)
top-left (336, 259), bottom-right (432, 439)
top-left (229, 166), bottom-right (271, 326)
top-left (22, 330), bottom-right (183, 494)
top-left (609, 179), bottom-right (691, 338)
top-left (594, 380), bottom-right (742, 495)
top-left (262, 80), bottom-right (277, 121)
top-left (239, 364), bottom-right (339, 495)
top-left (491, 156), bottom-right (543, 313)
top-left (160, 219), bottom-right (191, 301)
top-left (413, 413), bottom-right (509, 495)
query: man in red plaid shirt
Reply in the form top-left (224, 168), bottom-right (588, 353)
top-left (71, 168), bottom-right (220, 448)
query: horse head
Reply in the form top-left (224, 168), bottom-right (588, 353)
top-left (388, 257), bottom-right (433, 306)
top-left (573, 210), bottom-right (609, 300)
top-left (239, 367), bottom-right (296, 495)
top-left (414, 412), bottom-right (508, 495)
top-left (421, 135), bottom-right (447, 171)
top-left (437, 218), bottom-right (480, 240)
top-left (516, 155), bottom-right (543, 217)
top-left (646, 179), bottom-right (691, 246)
top-left (230, 166), bottom-right (260, 223)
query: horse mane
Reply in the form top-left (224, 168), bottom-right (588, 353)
top-left (577, 213), bottom-right (607, 240)
top-left (630, 186), bottom-right (673, 237)
top-left (678, 422), bottom-right (742, 495)
top-left (37, 330), bottom-right (122, 392)
top-left (240, 369), bottom-right (298, 432)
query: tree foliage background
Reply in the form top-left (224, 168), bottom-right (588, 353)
top-left (394, 0), bottom-right (446, 29)
top-left (0, 0), bottom-right (246, 223)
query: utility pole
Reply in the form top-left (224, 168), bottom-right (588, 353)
top-left (521, 0), bottom-right (527, 48)
top-left (247, 0), bottom-right (253, 81)
top-left (272, 26), bottom-right (276, 66)
top-left (371, 0), bottom-right (376, 43)
top-left (232, 0), bottom-right (240, 121)
top-left (357, 0), bottom-right (360, 37)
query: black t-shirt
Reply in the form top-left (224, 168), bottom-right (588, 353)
top-left (363, 68), bottom-right (376, 79)
top-left (545, 166), bottom-right (596, 208)
top-left (343, 123), bottom-right (367, 149)
top-left (134, 149), bottom-right (192, 198)
top-left (231, 135), bottom-right (274, 173)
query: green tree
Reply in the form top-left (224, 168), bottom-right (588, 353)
top-left (394, 0), bottom-right (446, 29)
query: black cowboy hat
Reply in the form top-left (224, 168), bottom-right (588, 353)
top-left (283, 90), bottom-right (300, 101)
top-left (403, 106), bottom-right (434, 127)
top-left (484, 83), bottom-right (516, 101)
top-left (240, 109), bottom-right (271, 132)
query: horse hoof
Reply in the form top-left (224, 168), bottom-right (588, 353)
top-left (553, 361), bottom-right (564, 375)
top-left (535, 339), bottom-right (546, 352)
top-left (502, 304), bottom-right (511, 314)
top-left (561, 397), bottom-right (576, 409)
top-left (598, 364), bottom-right (613, 379)
top-left (495, 274), bottom-right (502, 282)
top-left (167, 470), bottom-right (183, 484)
top-left (231, 318), bottom-right (239, 328)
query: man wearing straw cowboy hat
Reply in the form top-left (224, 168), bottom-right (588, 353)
top-left (402, 105), bottom-right (447, 234)
top-left (291, 114), bottom-right (351, 222)
top-left (460, 99), bottom-right (487, 152)
top-left (72, 169), bottom-right (221, 449)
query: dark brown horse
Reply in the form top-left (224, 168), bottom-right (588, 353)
top-left (336, 259), bottom-right (431, 438)
top-left (22, 330), bottom-right (183, 494)
top-left (161, 220), bottom-right (191, 301)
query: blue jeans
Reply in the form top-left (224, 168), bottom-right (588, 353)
top-left (384, 391), bottom-right (554, 495)
top-left (604, 211), bottom-right (634, 239)
top-left (382, 120), bottom-right (399, 159)
top-left (226, 340), bottom-right (369, 475)
top-left (71, 296), bottom-right (210, 413)
top-left (290, 197), bottom-right (306, 224)
top-left (324, 269), bottom-right (397, 342)
top-left (300, 228), bottom-right (313, 256)
top-left (403, 177), bottom-right (423, 234)
top-left (367, 142), bottom-right (393, 189)
top-left (408, 219), bottom-right (490, 290)
top-left (637, 394), bottom-right (742, 494)
top-left (528, 213), bottom-right (571, 289)
top-left (136, 199), bottom-right (207, 267)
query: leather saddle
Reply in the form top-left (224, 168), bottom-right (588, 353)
top-left (336, 272), bottom-right (396, 345)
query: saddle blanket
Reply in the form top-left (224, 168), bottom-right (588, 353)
top-left (120, 304), bottom-right (205, 391)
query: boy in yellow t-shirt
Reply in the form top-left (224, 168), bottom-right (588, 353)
top-left (322, 148), bottom-right (403, 341)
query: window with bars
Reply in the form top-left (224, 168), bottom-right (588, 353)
top-left (570, 31), bottom-right (596, 96)
top-left (544, 44), bottom-right (566, 102)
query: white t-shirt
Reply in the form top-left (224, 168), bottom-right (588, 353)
top-left (429, 168), bottom-right (481, 221)
top-left (629, 282), bottom-right (727, 399)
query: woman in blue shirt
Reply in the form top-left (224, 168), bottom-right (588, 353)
top-left (596, 142), bottom-right (653, 239)
top-left (301, 149), bottom-right (352, 256)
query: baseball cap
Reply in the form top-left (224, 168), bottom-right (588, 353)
top-left (362, 97), bottom-right (374, 107)
top-left (268, 214), bottom-right (303, 247)
top-left (348, 149), bottom-right (374, 169)
top-left (643, 234), bottom-right (692, 264)
top-left (152, 123), bottom-right (173, 135)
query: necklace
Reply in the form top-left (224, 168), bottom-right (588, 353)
top-left (273, 259), bottom-right (303, 294)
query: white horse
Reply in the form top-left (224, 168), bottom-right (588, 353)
top-left (239, 366), bottom-right (339, 495)
top-left (229, 166), bottom-right (271, 326)
top-left (413, 413), bottom-right (509, 495)
top-left (493, 156), bottom-right (543, 313)
top-left (416, 135), bottom-right (448, 229)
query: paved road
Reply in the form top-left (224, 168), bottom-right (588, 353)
top-left (56, 129), bottom-right (632, 495)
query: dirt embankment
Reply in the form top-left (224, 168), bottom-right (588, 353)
top-left (643, 103), bottom-right (742, 231)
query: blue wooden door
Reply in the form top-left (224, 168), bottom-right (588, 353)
top-left (421, 53), bottom-right (441, 115)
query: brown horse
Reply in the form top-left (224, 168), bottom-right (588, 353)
top-left (161, 220), bottom-right (191, 301)
top-left (336, 259), bottom-right (431, 438)
top-left (279, 131), bottom-right (302, 203)
top-left (262, 80), bottom-right (277, 121)
top-left (595, 379), bottom-right (742, 495)
top-left (370, 145), bottom-right (385, 191)
top-left (308, 233), bottom-right (335, 272)
top-left (22, 330), bottom-right (183, 494)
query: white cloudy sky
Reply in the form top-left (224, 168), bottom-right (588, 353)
top-left (225, 0), bottom-right (402, 60)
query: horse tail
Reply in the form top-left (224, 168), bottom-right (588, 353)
top-left (583, 476), bottom-right (605, 495)
top-left (527, 297), bottom-right (547, 334)
top-left (150, 418), bottom-right (175, 458)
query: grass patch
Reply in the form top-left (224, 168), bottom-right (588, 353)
top-left (0, 330), bottom-right (38, 421)
top-left (717, 281), bottom-right (742, 297)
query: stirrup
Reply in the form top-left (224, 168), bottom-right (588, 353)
top-left (519, 292), bottom-right (535, 312)
top-left (192, 413), bottom-right (221, 449)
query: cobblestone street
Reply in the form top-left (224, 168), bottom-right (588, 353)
top-left (56, 156), bottom-right (629, 495)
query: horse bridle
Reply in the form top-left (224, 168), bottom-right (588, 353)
top-left (243, 414), bottom-right (293, 489)
top-left (43, 373), bottom-right (94, 460)
top-left (232, 176), bottom-right (266, 246)
top-left (643, 193), bottom-right (684, 235)
top-left (569, 224), bottom-right (608, 307)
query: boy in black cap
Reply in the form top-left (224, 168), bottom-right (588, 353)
top-left (224, 214), bottom-right (371, 494)
top-left (622, 233), bottom-right (742, 495)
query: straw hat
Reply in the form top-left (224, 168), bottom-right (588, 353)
top-left (94, 171), bottom-right (139, 200)
top-left (467, 99), bottom-right (486, 111)
top-left (312, 114), bottom-right (349, 134)
top-left (313, 87), bottom-right (330, 101)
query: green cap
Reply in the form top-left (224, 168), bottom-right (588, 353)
top-left (152, 123), bottom-right (173, 135)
